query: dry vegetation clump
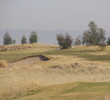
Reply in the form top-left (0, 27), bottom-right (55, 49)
top-left (46, 45), bottom-right (59, 48)
top-left (0, 43), bottom-right (50, 51)
top-left (0, 60), bottom-right (7, 68)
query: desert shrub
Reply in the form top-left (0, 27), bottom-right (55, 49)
top-left (0, 60), bottom-right (7, 68)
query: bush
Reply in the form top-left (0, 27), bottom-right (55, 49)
top-left (0, 60), bottom-right (7, 68)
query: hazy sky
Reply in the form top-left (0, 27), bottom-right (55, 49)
top-left (0, 0), bottom-right (110, 31)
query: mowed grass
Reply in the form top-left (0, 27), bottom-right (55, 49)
top-left (0, 48), bottom-right (55, 62)
top-left (41, 46), bottom-right (110, 62)
top-left (13, 82), bottom-right (110, 100)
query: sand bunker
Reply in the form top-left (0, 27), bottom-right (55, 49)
top-left (9, 55), bottom-right (49, 67)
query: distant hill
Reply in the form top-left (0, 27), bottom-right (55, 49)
top-left (0, 29), bottom-right (109, 45)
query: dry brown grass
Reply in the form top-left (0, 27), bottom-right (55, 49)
top-left (0, 43), bottom-right (58, 51)
top-left (1, 46), bottom-right (110, 100)
top-left (0, 60), bottom-right (7, 68)
top-left (1, 55), bottom-right (110, 100)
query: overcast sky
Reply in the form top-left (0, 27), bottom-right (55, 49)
top-left (0, 0), bottom-right (110, 31)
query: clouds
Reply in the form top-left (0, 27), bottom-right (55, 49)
top-left (0, 0), bottom-right (110, 30)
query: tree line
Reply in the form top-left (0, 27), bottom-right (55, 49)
top-left (57, 21), bottom-right (110, 49)
top-left (3, 31), bottom-right (38, 45)
top-left (2, 21), bottom-right (110, 49)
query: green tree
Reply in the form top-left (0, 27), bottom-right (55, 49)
top-left (56, 33), bottom-right (73, 49)
top-left (88, 21), bottom-right (99, 45)
top-left (29, 32), bottom-right (38, 43)
top-left (82, 31), bottom-right (91, 45)
top-left (12, 39), bottom-right (16, 44)
top-left (99, 43), bottom-right (106, 51)
top-left (98, 28), bottom-right (106, 44)
top-left (107, 37), bottom-right (110, 45)
top-left (82, 21), bottom-right (106, 46)
top-left (21, 35), bottom-right (27, 44)
top-left (3, 32), bottom-right (12, 45)
top-left (56, 33), bottom-right (64, 47)
top-left (74, 36), bottom-right (81, 46)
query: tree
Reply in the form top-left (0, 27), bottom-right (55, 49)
top-left (12, 39), bottom-right (16, 44)
top-left (29, 32), bottom-right (38, 43)
top-left (82, 31), bottom-right (91, 45)
top-left (3, 32), bottom-right (12, 45)
top-left (97, 28), bottom-right (106, 45)
top-left (56, 33), bottom-right (73, 49)
top-left (56, 33), bottom-right (65, 47)
top-left (88, 21), bottom-right (99, 45)
top-left (99, 43), bottom-right (106, 51)
top-left (21, 35), bottom-right (27, 44)
top-left (82, 21), bottom-right (106, 46)
top-left (74, 36), bottom-right (81, 46)
top-left (107, 37), bottom-right (110, 45)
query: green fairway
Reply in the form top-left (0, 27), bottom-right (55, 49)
top-left (41, 46), bottom-right (110, 62)
top-left (13, 82), bottom-right (110, 100)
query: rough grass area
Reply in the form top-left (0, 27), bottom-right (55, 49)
top-left (13, 82), bottom-right (110, 100)
top-left (1, 45), bottom-right (110, 100)
top-left (1, 61), bottom-right (110, 100)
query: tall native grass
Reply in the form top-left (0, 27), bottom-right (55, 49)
top-left (0, 56), bottom-right (110, 100)
top-left (0, 46), bottom-right (110, 100)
